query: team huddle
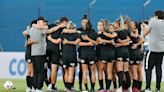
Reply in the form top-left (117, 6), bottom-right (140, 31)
top-left (23, 10), bottom-right (164, 92)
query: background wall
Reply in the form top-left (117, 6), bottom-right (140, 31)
top-left (0, 0), bottom-right (164, 51)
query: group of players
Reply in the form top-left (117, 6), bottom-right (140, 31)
top-left (23, 14), bottom-right (146, 92)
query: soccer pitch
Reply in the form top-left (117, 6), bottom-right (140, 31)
top-left (0, 79), bottom-right (164, 92)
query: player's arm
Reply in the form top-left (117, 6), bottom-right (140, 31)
top-left (47, 35), bottom-right (62, 44)
top-left (97, 37), bottom-right (114, 45)
top-left (63, 38), bottom-right (81, 45)
top-left (25, 38), bottom-right (38, 48)
top-left (136, 35), bottom-right (144, 46)
top-left (130, 30), bottom-right (139, 38)
top-left (22, 31), bottom-right (27, 36)
top-left (131, 35), bottom-right (144, 49)
top-left (46, 23), bottom-right (66, 34)
top-left (115, 41), bottom-right (129, 47)
top-left (117, 36), bottom-right (130, 43)
top-left (78, 42), bottom-right (94, 46)
top-left (82, 35), bottom-right (98, 45)
top-left (102, 32), bottom-right (117, 38)
top-left (62, 29), bottom-right (81, 34)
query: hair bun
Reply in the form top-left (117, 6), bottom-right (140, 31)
top-left (83, 14), bottom-right (88, 19)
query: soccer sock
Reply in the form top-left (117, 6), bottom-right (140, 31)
top-left (26, 76), bottom-right (31, 88)
top-left (105, 79), bottom-right (107, 89)
top-left (91, 82), bottom-right (95, 90)
top-left (113, 81), bottom-right (117, 88)
top-left (79, 66), bottom-right (82, 90)
top-left (137, 80), bottom-right (142, 90)
top-left (64, 82), bottom-right (67, 88)
top-left (30, 76), bottom-right (34, 88)
top-left (132, 79), bottom-right (138, 88)
top-left (122, 81), bottom-right (126, 89)
top-left (52, 83), bottom-right (55, 89)
top-left (99, 79), bottom-right (104, 89)
top-left (71, 82), bottom-right (74, 88)
top-left (106, 79), bottom-right (112, 90)
top-left (67, 82), bottom-right (72, 90)
top-left (117, 71), bottom-right (123, 88)
top-left (124, 71), bottom-right (131, 88)
top-left (84, 83), bottom-right (88, 90)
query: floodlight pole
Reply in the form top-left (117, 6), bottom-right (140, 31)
top-left (142, 6), bottom-right (145, 20)
top-left (38, 7), bottom-right (41, 17)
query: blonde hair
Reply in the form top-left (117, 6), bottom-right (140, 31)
top-left (66, 21), bottom-right (76, 29)
top-left (99, 19), bottom-right (110, 33)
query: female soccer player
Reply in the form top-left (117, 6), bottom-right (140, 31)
top-left (24, 20), bottom-right (37, 92)
top-left (78, 20), bottom-right (98, 92)
top-left (129, 21), bottom-right (144, 92)
top-left (96, 19), bottom-right (115, 92)
top-left (114, 16), bottom-right (131, 92)
top-left (48, 21), bottom-right (81, 92)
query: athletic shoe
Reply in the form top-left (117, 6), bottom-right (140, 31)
top-left (31, 87), bottom-right (35, 92)
top-left (71, 88), bottom-right (78, 92)
top-left (64, 88), bottom-right (67, 91)
top-left (106, 89), bottom-right (111, 92)
top-left (82, 90), bottom-right (89, 92)
top-left (97, 88), bottom-right (105, 92)
top-left (66, 88), bottom-right (75, 92)
top-left (47, 84), bottom-right (52, 91)
top-left (116, 87), bottom-right (122, 92)
top-left (26, 87), bottom-right (31, 92)
top-left (35, 89), bottom-right (43, 92)
top-left (141, 88), bottom-right (152, 92)
top-left (132, 87), bottom-right (139, 92)
top-left (47, 84), bottom-right (59, 92)
top-left (155, 89), bottom-right (160, 92)
top-left (112, 88), bottom-right (117, 92)
top-left (90, 89), bottom-right (95, 92)
top-left (126, 87), bottom-right (132, 92)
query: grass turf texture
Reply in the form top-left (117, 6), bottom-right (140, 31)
top-left (0, 79), bottom-right (164, 92)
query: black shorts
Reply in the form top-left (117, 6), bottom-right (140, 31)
top-left (46, 48), bottom-right (60, 65)
top-left (79, 52), bottom-right (96, 65)
top-left (79, 58), bottom-right (96, 65)
top-left (115, 47), bottom-right (130, 62)
top-left (129, 49), bottom-right (144, 65)
top-left (25, 55), bottom-right (32, 63)
top-left (62, 57), bottom-right (77, 68)
top-left (98, 46), bottom-right (115, 63)
top-left (129, 60), bottom-right (142, 65)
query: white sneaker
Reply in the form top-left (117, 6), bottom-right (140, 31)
top-left (82, 90), bottom-right (88, 92)
top-left (47, 84), bottom-right (52, 91)
top-left (155, 89), bottom-right (160, 92)
top-left (126, 87), bottom-right (132, 92)
top-left (64, 88), bottom-right (67, 91)
top-left (31, 87), bottom-right (35, 92)
top-left (116, 87), bottom-right (122, 92)
top-left (26, 87), bottom-right (31, 92)
top-left (35, 89), bottom-right (43, 92)
top-left (145, 89), bottom-right (152, 92)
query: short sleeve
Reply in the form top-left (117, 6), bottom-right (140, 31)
top-left (25, 28), bottom-right (31, 35)
top-left (41, 29), bottom-right (49, 35)
top-left (93, 32), bottom-right (99, 40)
top-left (127, 30), bottom-right (131, 36)
top-left (59, 33), bottom-right (64, 40)
top-left (75, 33), bottom-right (81, 40)
top-left (147, 18), bottom-right (155, 31)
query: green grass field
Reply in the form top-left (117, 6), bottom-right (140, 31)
top-left (0, 79), bottom-right (164, 92)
